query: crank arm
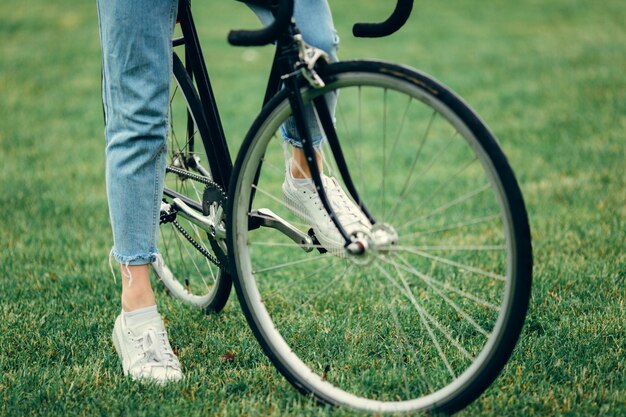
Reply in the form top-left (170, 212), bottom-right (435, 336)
top-left (168, 198), bottom-right (225, 238)
top-left (248, 208), bottom-right (314, 252)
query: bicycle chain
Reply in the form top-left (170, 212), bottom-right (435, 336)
top-left (166, 165), bottom-right (221, 188)
top-left (172, 219), bottom-right (225, 269)
top-left (162, 165), bottom-right (227, 270)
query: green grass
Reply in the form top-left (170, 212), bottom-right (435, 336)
top-left (1, 0), bottom-right (625, 416)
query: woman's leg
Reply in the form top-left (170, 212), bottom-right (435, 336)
top-left (99, 0), bottom-right (175, 274)
top-left (288, 0), bottom-right (339, 177)
top-left (98, 0), bottom-right (183, 382)
top-left (250, 0), bottom-right (339, 180)
top-left (250, 0), bottom-right (339, 153)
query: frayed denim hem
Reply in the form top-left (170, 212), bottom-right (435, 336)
top-left (110, 248), bottom-right (158, 266)
top-left (281, 126), bottom-right (326, 149)
top-left (109, 248), bottom-right (159, 287)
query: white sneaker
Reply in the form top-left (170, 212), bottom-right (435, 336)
top-left (112, 312), bottom-right (183, 384)
top-left (282, 167), bottom-right (372, 256)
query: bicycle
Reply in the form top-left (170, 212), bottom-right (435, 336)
top-left (152, 0), bottom-right (533, 413)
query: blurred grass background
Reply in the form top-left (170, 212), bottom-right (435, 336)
top-left (0, 0), bottom-right (624, 415)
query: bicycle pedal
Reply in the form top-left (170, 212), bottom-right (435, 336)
top-left (307, 228), bottom-right (327, 254)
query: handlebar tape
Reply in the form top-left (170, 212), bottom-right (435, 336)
top-left (353, 0), bottom-right (413, 38)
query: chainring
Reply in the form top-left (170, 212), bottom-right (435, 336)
top-left (202, 183), bottom-right (229, 268)
top-left (160, 165), bottom-right (229, 270)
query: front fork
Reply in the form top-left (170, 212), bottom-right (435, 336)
top-left (280, 30), bottom-right (376, 253)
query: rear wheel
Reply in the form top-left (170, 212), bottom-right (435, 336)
top-left (153, 53), bottom-right (231, 313)
top-left (228, 61), bottom-right (532, 413)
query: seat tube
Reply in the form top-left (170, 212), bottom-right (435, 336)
top-left (177, 0), bottom-right (232, 188)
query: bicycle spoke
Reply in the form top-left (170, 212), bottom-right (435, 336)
top-left (375, 265), bottom-right (434, 395)
top-left (387, 110), bottom-right (436, 219)
top-left (384, 285), bottom-right (413, 399)
top-left (385, 258), bottom-right (476, 361)
top-left (169, 224), bottom-right (191, 285)
top-left (188, 220), bottom-right (214, 269)
top-left (375, 263), bottom-right (457, 379)
top-left (179, 223), bottom-right (213, 289)
top-left (401, 213), bottom-right (501, 240)
top-left (249, 240), bottom-right (331, 251)
top-left (172, 223), bottom-right (191, 282)
top-left (357, 86), bottom-right (365, 196)
top-left (261, 256), bottom-right (340, 290)
top-left (390, 254), bottom-right (492, 337)
top-left (395, 247), bottom-right (506, 281)
top-left (273, 264), bottom-right (354, 328)
top-left (252, 255), bottom-right (324, 275)
top-left (169, 85), bottom-right (182, 152)
top-left (398, 183), bottom-right (492, 230)
top-left (380, 88), bottom-right (388, 221)
top-left (414, 129), bottom-right (458, 179)
top-left (384, 95), bottom-right (413, 177)
top-left (408, 156), bottom-right (479, 219)
top-left (395, 244), bottom-right (505, 252)
top-left (400, 288), bottom-right (474, 362)
top-left (377, 255), bottom-right (500, 311)
top-left (336, 91), bottom-right (361, 189)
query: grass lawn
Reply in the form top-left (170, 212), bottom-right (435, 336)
top-left (1, 0), bottom-right (624, 416)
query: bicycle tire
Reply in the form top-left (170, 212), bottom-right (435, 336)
top-left (228, 60), bottom-right (532, 413)
top-left (153, 53), bottom-right (232, 314)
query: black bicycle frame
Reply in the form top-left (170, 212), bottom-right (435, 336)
top-left (175, 0), bottom-right (232, 189)
top-left (174, 0), bottom-right (376, 247)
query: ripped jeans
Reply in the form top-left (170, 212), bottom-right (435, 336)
top-left (97, 0), bottom-right (339, 265)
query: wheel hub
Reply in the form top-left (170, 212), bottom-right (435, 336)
top-left (345, 223), bottom-right (399, 264)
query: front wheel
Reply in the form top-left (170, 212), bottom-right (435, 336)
top-left (228, 60), bottom-right (532, 413)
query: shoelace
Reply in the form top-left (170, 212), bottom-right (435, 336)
top-left (134, 329), bottom-right (178, 368)
top-left (323, 178), bottom-right (370, 229)
top-left (287, 171), bottom-right (370, 232)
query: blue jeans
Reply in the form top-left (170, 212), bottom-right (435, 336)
top-left (97, 0), bottom-right (339, 265)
